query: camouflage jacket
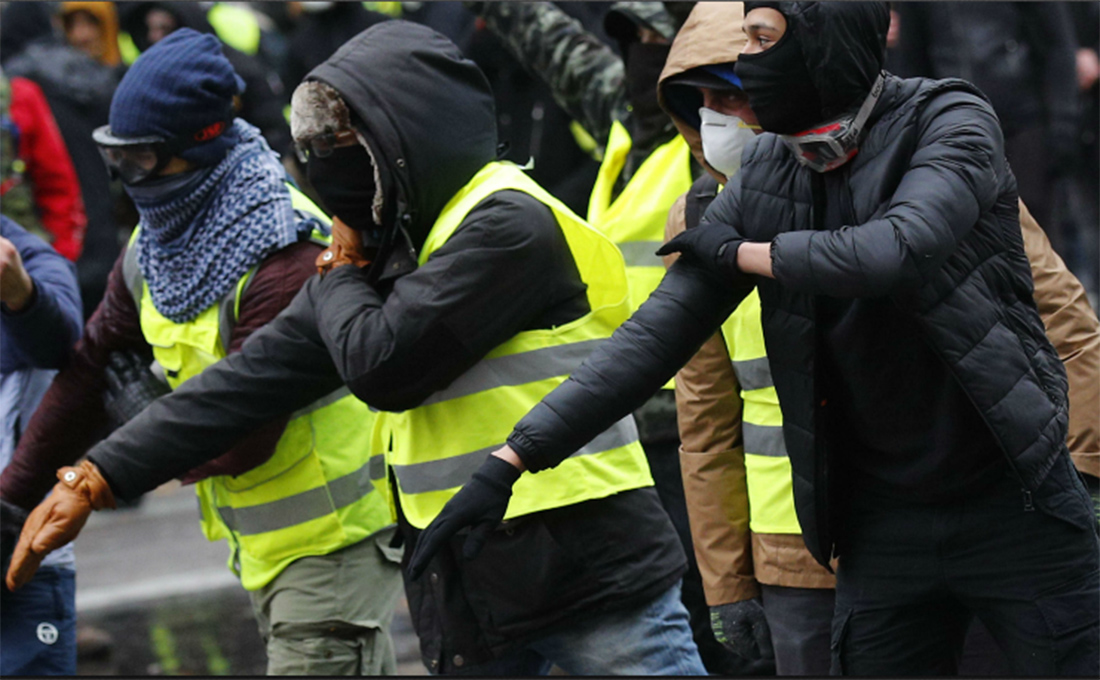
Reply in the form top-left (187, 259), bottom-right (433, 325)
top-left (476, 1), bottom-right (628, 149)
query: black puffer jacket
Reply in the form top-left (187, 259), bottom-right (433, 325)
top-left (507, 3), bottom-right (1072, 568)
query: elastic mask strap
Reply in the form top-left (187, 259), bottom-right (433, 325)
top-left (850, 72), bottom-right (886, 139)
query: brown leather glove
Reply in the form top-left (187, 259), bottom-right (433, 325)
top-left (5, 460), bottom-right (116, 591)
top-left (316, 217), bottom-right (372, 274)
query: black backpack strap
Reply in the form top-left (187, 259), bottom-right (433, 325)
top-left (684, 174), bottom-right (721, 231)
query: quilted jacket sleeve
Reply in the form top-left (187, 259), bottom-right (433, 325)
top-left (770, 89), bottom-right (1005, 297)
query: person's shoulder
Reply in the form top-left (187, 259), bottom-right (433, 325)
top-left (459, 188), bottom-right (561, 249)
top-left (251, 240), bottom-right (324, 288)
top-left (887, 75), bottom-right (994, 122)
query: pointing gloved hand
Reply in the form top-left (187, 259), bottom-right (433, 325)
top-left (1, 498), bottom-right (29, 590)
top-left (103, 350), bottom-right (171, 430)
top-left (5, 460), bottom-right (116, 591)
top-left (710, 598), bottom-right (775, 663)
top-left (656, 221), bottom-right (748, 283)
top-left (407, 454), bottom-right (522, 580)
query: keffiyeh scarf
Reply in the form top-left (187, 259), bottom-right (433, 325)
top-left (130, 119), bottom-right (317, 323)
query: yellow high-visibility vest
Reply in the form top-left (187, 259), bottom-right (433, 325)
top-left (587, 121), bottom-right (692, 390)
top-left (587, 120), bottom-right (693, 314)
top-left (206, 3), bottom-right (262, 56)
top-left (382, 162), bottom-right (654, 529)
top-left (720, 289), bottom-right (801, 534)
top-left (124, 184), bottom-right (394, 590)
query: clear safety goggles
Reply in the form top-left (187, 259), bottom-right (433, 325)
top-left (93, 118), bottom-right (230, 185)
top-left (293, 128), bottom-right (360, 164)
top-left (780, 72), bottom-right (885, 173)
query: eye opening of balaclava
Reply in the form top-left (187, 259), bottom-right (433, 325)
top-left (736, 2), bottom-right (889, 170)
top-left (291, 79), bottom-right (383, 233)
top-left (733, 6), bottom-right (823, 135)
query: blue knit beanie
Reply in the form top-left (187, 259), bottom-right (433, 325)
top-left (108, 28), bottom-right (246, 167)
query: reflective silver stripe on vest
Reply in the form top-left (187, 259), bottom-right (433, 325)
top-left (215, 454), bottom-right (384, 536)
top-left (743, 422), bottom-right (787, 458)
top-left (123, 238), bottom-right (144, 305)
top-left (616, 241), bottom-right (665, 269)
top-left (390, 415), bottom-right (640, 495)
top-left (417, 339), bottom-right (605, 407)
top-left (731, 356), bottom-right (773, 392)
top-left (290, 386), bottom-right (354, 420)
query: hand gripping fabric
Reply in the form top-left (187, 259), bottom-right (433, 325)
top-left (103, 350), bottom-right (171, 430)
top-left (406, 455), bottom-right (522, 580)
top-left (316, 217), bottom-right (372, 275)
top-left (656, 220), bottom-right (748, 284)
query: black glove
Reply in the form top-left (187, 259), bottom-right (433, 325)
top-left (102, 350), bottom-right (170, 430)
top-left (407, 455), bottom-right (522, 580)
top-left (656, 222), bottom-right (747, 282)
top-left (1, 498), bottom-right (29, 590)
top-left (710, 599), bottom-right (775, 663)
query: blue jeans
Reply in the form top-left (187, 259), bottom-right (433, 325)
top-left (0, 565), bottom-right (77, 675)
top-left (456, 582), bottom-right (707, 675)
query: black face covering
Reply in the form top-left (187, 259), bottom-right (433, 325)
top-left (306, 143), bottom-right (376, 231)
top-left (625, 42), bottom-right (673, 149)
top-left (735, 29), bottom-right (824, 135)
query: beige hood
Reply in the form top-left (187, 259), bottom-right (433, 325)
top-left (658, 2), bottom-right (748, 184)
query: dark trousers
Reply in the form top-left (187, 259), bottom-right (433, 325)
top-left (760, 585), bottom-right (834, 676)
top-left (0, 565), bottom-right (77, 675)
top-left (831, 453), bottom-right (1100, 676)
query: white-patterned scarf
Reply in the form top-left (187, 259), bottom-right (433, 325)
top-left (130, 120), bottom-right (318, 323)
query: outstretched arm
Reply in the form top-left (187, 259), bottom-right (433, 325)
top-left (85, 281), bottom-right (343, 500)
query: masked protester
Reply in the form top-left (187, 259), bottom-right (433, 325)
top-left (5, 22), bottom-right (707, 676)
top-left (657, 2), bottom-right (1100, 675)
top-left (0, 29), bottom-right (404, 676)
top-left (468, 3), bottom-right (755, 673)
top-left (413, 2), bottom-right (1100, 676)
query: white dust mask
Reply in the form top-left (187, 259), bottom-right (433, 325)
top-left (699, 107), bottom-right (758, 179)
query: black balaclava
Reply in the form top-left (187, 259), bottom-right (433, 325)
top-left (734, 23), bottom-right (823, 134)
top-left (307, 144), bottom-right (377, 231)
top-left (735, 2), bottom-right (889, 135)
top-left (625, 41), bottom-right (674, 147)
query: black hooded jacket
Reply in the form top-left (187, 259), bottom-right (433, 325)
top-left (502, 2), bottom-right (1083, 568)
top-left (119, 2), bottom-right (292, 157)
top-left (82, 21), bottom-right (683, 671)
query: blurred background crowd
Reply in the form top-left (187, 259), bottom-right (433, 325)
top-left (1, 1), bottom-right (1097, 319)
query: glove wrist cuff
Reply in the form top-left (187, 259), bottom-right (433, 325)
top-left (473, 455), bottom-right (522, 492)
top-left (57, 461), bottom-right (117, 511)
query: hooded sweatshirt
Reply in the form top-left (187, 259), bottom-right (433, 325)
top-left (656, 1), bottom-right (838, 602)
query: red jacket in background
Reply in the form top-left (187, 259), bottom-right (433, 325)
top-left (7, 77), bottom-right (86, 261)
